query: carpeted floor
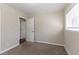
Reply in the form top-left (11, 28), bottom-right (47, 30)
top-left (1, 42), bottom-right (68, 55)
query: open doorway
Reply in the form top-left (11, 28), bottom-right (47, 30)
top-left (19, 17), bottom-right (26, 44)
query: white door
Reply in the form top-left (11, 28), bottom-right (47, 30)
top-left (26, 17), bottom-right (34, 42)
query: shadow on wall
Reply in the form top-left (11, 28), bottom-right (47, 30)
top-left (65, 30), bottom-right (79, 55)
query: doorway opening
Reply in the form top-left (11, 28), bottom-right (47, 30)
top-left (19, 17), bottom-right (26, 44)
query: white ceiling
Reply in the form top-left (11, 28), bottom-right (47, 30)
top-left (7, 3), bottom-right (68, 15)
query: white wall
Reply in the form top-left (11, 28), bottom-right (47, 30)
top-left (0, 8), bottom-right (1, 52)
top-left (0, 4), bottom-right (27, 53)
top-left (64, 4), bottom-right (79, 55)
top-left (64, 3), bottom-right (76, 15)
top-left (34, 12), bottom-right (64, 45)
top-left (65, 31), bottom-right (79, 54)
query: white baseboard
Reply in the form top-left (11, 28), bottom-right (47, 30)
top-left (35, 40), bottom-right (64, 46)
top-left (0, 43), bottom-right (19, 54)
top-left (64, 46), bottom-right (70, 55)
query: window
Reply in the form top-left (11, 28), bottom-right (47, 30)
top-left (66, 4), bottom-right (79, 31)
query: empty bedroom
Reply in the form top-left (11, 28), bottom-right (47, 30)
top-left (0, 3), bottom-right (79, 55)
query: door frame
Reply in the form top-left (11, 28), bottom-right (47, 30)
top-left (19, 17), bottom-right (26, 44)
